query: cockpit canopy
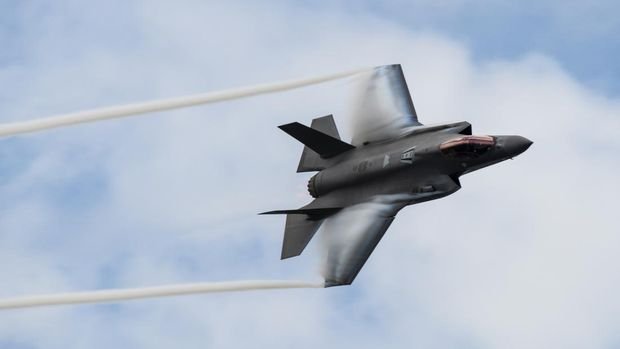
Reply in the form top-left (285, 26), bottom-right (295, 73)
top-left (440, 135), bottom-right (495, 159)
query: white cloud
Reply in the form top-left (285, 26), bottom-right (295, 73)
top-left (0, 1), bottom-right (618, 348)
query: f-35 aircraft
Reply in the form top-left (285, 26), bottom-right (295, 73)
top-left (262, 64), bottom-right (532, 287)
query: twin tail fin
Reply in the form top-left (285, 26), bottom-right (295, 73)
top-left (278, 115), bottom-right (354, 172)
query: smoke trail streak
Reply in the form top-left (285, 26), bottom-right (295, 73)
top-left (0, 67), bottom-right (370, 137)
top-left (0, 280), bottom-right (324, 310)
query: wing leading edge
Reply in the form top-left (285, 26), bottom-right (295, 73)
top-left (350, 64), bottom-right (422, 146)
top-left (321, 194), bottom-right (412, 287)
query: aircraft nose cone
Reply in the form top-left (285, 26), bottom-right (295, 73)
top-left (503, 135), bottom-right (533, 156)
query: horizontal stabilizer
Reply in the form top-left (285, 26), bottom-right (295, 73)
top-left (296, 115), bottom-right (345, 172)
top-left (260, 207), bottom-right (342, 219)
top-left (279, 121), bottom-right (355, 159)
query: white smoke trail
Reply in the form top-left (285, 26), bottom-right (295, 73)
top-left (0, 280), bottom-right (324, 310)
top-left (0, 67), bottom-right (370, 138)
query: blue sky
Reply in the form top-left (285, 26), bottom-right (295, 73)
top-left (0, 1), bottom-right (619, 348)
top-left (3, 0), bottom-right (620, 95)
top-left (341, 0), bottom-right (620, 95)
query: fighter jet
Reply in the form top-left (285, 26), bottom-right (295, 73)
top-left (262, 64), bottom-right (532, 287)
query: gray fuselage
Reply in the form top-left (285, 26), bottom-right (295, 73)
top-left (306, 121), bottom-right (532, 210)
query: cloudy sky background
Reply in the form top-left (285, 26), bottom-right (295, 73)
top-left (0, 0), bottom-right (619, 348)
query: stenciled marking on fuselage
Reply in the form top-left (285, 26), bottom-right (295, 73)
top-left (353, 160), bottom-right (374, 173)
top-left (382, 154), bottom-right (390, 168)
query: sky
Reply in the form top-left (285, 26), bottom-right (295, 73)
top-left (0, 0), bottom-right (619, 348)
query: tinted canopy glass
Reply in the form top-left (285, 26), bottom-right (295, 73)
top-left (440, 136), bottom-right (495, 159)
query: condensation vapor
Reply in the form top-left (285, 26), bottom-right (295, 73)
top-left (0, 67), bottom-right (370, 138)
top-left (319, 194), bottom-right (415, 283)
top-left (348, 66), bottom-right (419, 146)
top-left (0, 280), bottom-right (324, 310)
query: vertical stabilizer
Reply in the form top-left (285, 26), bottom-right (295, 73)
top-left (279, 115), bottom-right (353, 172)
top-left (310, 114), bottom-right (342, 139)
top-left (261, 207), bottom-right (341, 259)
top-left (281, 214), bottom-right (323, 259)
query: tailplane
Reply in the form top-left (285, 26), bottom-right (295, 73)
top-left (278, 115), bottom-right (354, 172)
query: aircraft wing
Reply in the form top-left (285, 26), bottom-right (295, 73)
top-left (321, 194), bottom-right (410, 287)
top-left (350, 64), bottom-right (422, 146)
